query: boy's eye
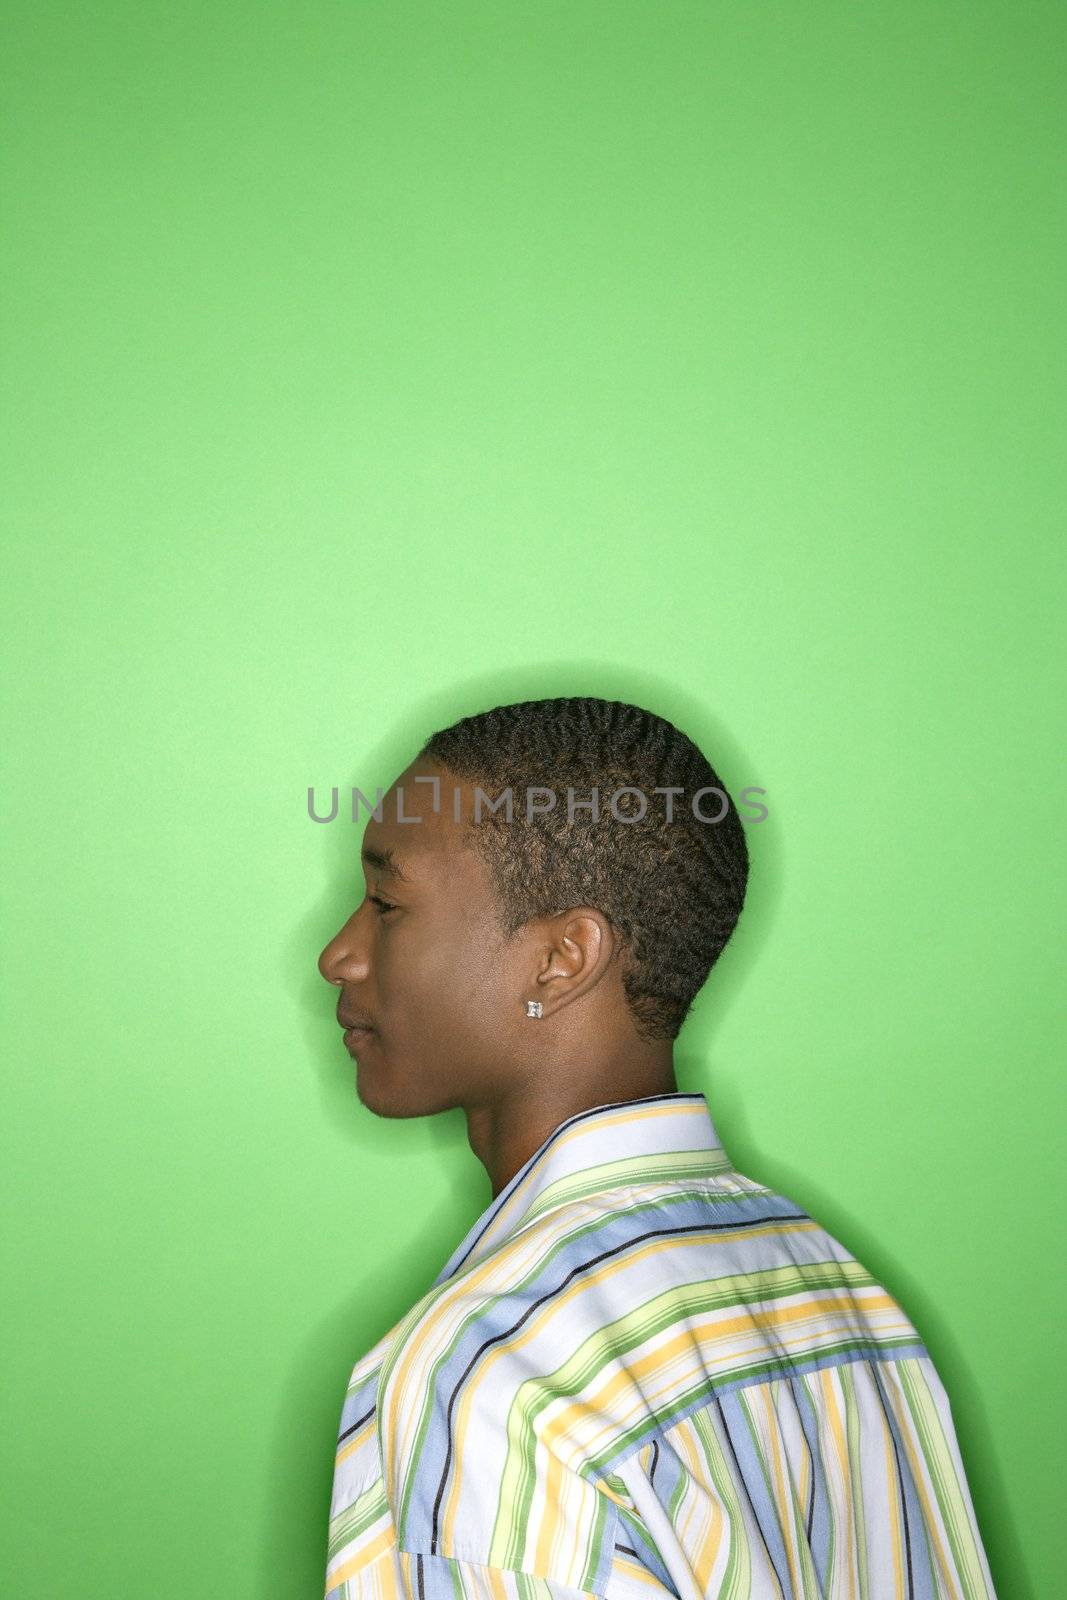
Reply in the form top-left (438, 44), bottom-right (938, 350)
top-left (368, 894), bottom-right (398, 915)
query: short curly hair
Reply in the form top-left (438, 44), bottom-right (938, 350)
top-left (417, 696), bottom-right (749, 1040)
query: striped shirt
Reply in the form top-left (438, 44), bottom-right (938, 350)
top-left (325, 1091), bottom-right (996, 1600)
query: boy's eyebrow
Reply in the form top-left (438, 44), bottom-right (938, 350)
top-left (361, 845), bottom-right (413, 884)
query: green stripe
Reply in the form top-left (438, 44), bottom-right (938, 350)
top-left (897, 1359), bottom-right (989, 1600)
top-left (843, 1361), bottom-right (870, 1599)
top-left (691, 1402), bottom-right (749, 1600)
top-left (522, 1148), bottom-right (737, 1223)
top-left (759, 1381), bottom-right (824, 1600)
top-left (326, 1480), bottom-right (389, 1562)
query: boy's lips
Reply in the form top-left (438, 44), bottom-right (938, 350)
top-left (337, 1010), bottom-right (376, 1032)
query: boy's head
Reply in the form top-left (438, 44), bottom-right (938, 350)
top-left (318, 696), bottom-right (749, 1119)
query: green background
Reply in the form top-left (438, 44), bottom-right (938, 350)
top-left (2, 3), bottom-right (1062, 1595)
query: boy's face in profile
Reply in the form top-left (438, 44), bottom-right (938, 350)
top-left (318, 761), bottom-right (536, 1118)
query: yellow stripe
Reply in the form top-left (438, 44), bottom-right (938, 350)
top-left (533, 1431), bottom-right (567, 1575)
top-left (891, 1363), bottom-right (970, 1597)
top-left (878, 1388), bottom-right (907, 1600)
top-left (486, 1563), bottom-right (509, 1600)
top-left (335, 1415), bottom-right (375, 1465)
top-left (612, 1548), bottom-right (676, 1590)
top-left (820, 1367), bottom-right (858, 1598)
top-left (674, 1415), bottom-right (725, 1591)
top-left (328, 1525), bottom-right (394, 1589)
top-left (760, 1384), bottom-right (802, 1597)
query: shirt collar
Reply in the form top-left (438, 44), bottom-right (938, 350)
top-left (432, 1089), bottom-right (732, 1288)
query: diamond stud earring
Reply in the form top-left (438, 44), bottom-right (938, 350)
top-left (524, 1000), bottom-right (543, 1018)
